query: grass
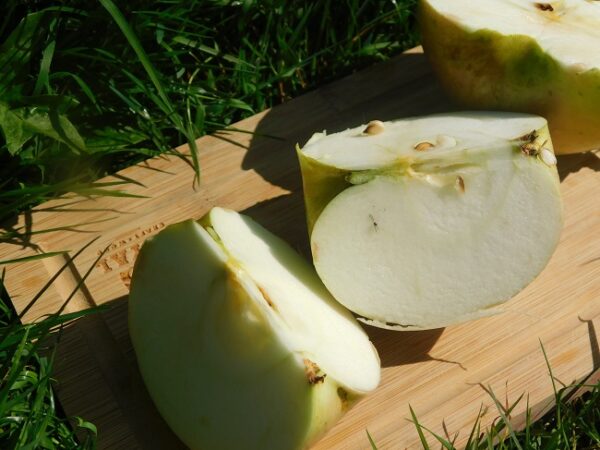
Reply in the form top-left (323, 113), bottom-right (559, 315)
top-left (0, 294), bottom-right (98, 449)
top-left (0, 0), bottom-right (418, 221)
top-left (0, 243), bottom-right (101, 449)
top-left (366, 347), bottom-right (600, 449)
top-left (397, 351), bottom-right (600, 449)
top-left (0, 0), bottom-right (598, 448)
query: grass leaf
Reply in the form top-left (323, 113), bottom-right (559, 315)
top-left (366, 430), bottom-right (378, 449)
top-left (0, 251), bottom-right (69, 266)
top-left (409, 405), bottom-right (431, 450)
top-left (0, 11), bottom-right (46, 97)
top-left (98, 0), bottom-right (201, 182)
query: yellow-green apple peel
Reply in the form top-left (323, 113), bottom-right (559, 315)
top-left (419, 0), bottom-right (600, 154)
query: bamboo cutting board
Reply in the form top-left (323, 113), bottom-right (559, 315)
top-left (1, 47), bottom-right (599, 449)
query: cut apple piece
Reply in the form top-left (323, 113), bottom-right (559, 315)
top-left (419, 0), bottom-right (600, 154)
top-left (129, 207), bottom-right (380, 450)
top-left (298, 113), bottom-right (563, 330)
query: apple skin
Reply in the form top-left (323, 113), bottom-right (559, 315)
top-left (419, 0), bottom-right (600, 154)
top-left (296, 147), bottom-right (352, 235)
top-left (129, 220), bottom-right (367, 450)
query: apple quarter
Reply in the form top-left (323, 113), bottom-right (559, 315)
top-left (129, 208), bottom-right (380, 450)
top-left (298, 113), bottom-right (563, 330)
top-left (419, 0), bottom-right (600, 154)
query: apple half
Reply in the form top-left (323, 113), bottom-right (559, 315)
top-left (298, 113), bottom-right (563, 330)
top-left (419, 0), bottom-right (600, 154)
top-left (128, 207), bottom-right (380, 450)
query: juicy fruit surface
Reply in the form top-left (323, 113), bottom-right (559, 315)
top-left (207, 207), bottom-right (380, 393)
top-left (130, 222), bottom-right (310, 449)
top-left (129, 210), bottom-right (380, 450)
top-left (425, 0), bottom-right (600, 68)
top-left (311, 157), bottom-right (562, 329)
top-left (300, 113), bottom-right (563, 329)
top-left (302, 113), bottom-right (548, 170)
top-left (299, 112), bottom-right (553, 232)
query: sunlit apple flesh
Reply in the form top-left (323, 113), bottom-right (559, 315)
top-left (298, 113), bottom-right (563, 330)
top-left (129, 208), bottom-right (380, 450)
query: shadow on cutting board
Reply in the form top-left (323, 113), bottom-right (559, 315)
top-left (52, 296), bottom-right (187, 450)
top-left (238, 51), bottom-right (458, 372)
top-left (364, 326), bottom-right (450, 369)
top-left (238, 49), bottom-right (598, 200)
top-left (557, 151), bottom-right (600, 182)
top-left (241, 52), bottom-right (453, 196)
top-left (238, 50), bottom-right (599, 377)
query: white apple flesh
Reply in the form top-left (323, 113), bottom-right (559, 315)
top-left (128, 208), bottom-right (380, 450)
top-left (298, 113), bottom-right (563, 330)
top-left (419, 0), bottom-right (600, 154)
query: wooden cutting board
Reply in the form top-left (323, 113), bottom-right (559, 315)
top-left (1, 47), bottom-right (599, 449)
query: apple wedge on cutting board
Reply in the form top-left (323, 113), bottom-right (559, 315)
top-left (298, 113), bottom-right (563, 330)
top-left (129, 207), bottom-right (380, 450)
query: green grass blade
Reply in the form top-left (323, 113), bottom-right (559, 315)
top-left (540, 340), bottom-right (564, 436)
top-left (0, 251), bottom-right (69, 266)
top-left (366, 430), bottom-right (378, 450)
top-left (463, 403), bottom-right (484, 449)
top-left (33, 24), bottom-right (56, 95)
top-left (409, 405), bottom-right (431, 450)
top-left (98, 0), bottom-right (201, 182)
top-left (15, 237), bottom-right (99, 322)
top-left (480, 384), bottom-right (523, 450)
top-left (98, 0), bottom-right (169, 109)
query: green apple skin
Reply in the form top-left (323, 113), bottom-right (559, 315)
top-left (297, 147), bottom-right (352, 235)
top-left (129, 220), bottom-right (366, 450)
top-left (419, 0), bottom-right (600, 154)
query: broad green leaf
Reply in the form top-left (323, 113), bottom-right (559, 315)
top-left (0, 104), bottom-right (87, 155)
top-left (23, 109), bottom-right (86, 153)
top-left (0, 103), bottom-right (34, 155)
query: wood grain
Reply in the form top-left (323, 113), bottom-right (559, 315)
top-left (1, 47), bottom-right (599, 449)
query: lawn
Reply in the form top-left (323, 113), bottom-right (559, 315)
top-left (0, 0), bottom-right (598, 449)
